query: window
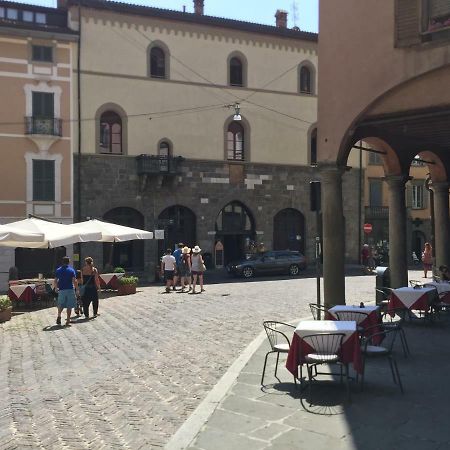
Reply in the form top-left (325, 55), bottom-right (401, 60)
top-left (33, 160), bottom-right (55, 201)
top-left (369, 180), bottom-right (382, 207)
top-left (310, 128), bottom-right (317, 165)
top-left (0, 7), bottom-right (4, 18)
top-left (150, 47), bottom-right (166, 78)
top-left (368, 151), bottom-right (383, 165)
top-left (35, 13), bottom-right (46, 24)
top-left (23, 11), bottom-right (34, 22)
top-left (32, 92), bottom-right (54, 118)
top-left (227, 122), bottom-right (244, 161)
top-left (299, 66), bottom-right (312, 94)
top-left (158, 141), bottom-right (170, 172)
top-left (6, 8), bottom-right (18, 20)
top-left (229, 57), bottom-right (243, 86)
top-left (100, 111), bottom-right (122, 154)
top-left (32, 45), bottom-right (53, 63)
top-left (412, 184), bottom-right (424, 209)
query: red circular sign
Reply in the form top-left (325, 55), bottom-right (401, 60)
top-left (363, 223), bottom-right (373, 234)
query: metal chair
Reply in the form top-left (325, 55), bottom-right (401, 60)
top-left (334, 310), bottom-right (369, 325)
top-left (261, 321), bottom-right (296, 386)
top-left (376, 287), bottom-right (394, 312)
top-left (380, 308), bottom-right (410, 357)
top-left (301, 333), bottom-right (349, 401)
top-left (409, 280), bottom-right (423, 287)
top-left (360, 328), bottom-right (404, 394)
top-left (309, 303), bottom-right (328, 320)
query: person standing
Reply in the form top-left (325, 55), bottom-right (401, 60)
top-left (81, 257), bottom-right (101, 319)
top-left (190, 245), bottom-right (205, 294)
top-left (53, 256), bottom-right (79, 326)
top-left (180, 246), bottom-right (192, 292)
top-left (422, 242), bottom-right (433, 278)
top-left (172, 242), bottom-right (184, 291)
top-left (161, 248), bottom-right (176, 293)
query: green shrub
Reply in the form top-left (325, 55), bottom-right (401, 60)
top-left (118, 276), bottom-right (138, 285)
top-left (113, 267), bottom-right (126, 273)
top-left (0, 295), bottom-right (12, 311)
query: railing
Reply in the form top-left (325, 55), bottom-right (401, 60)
top-left (365, 206), bottom-right (389, 219)
top-left (25, 117), bottom-right (62, 136)
top-left (136, 154), bottom-right (184, 175)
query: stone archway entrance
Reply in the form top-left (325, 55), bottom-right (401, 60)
top-left (273, 208), bottom-right (305, 252)
top-left (157, 205), bottom-right (196, 257)
top-left (215, 201), bottom-right (255, 264)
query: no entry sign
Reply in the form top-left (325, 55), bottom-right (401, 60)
top-left (363, 223), bottom-right (373, 234)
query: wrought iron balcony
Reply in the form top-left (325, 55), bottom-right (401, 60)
top-left (25, 117), bottom-right (62, 136)
top-left (136, 154), bottom-right (184, 176)
top-left (365, 206), bottom-right (389, 219)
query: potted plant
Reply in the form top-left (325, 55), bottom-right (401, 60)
top-left (113, 267), bottom-right (125, 274)
top-left (0, 295), bottom-right (12, 323)
top-left (118, 276), bottom-right (139, 295)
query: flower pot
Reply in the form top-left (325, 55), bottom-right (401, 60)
top-left (118, 283), bottom-right (137, 296)
top-left (0, 307), bottom-right (12, 323)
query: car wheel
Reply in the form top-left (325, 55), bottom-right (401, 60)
top-left (242, 266), bottom-right (254, 278)
top-left (289, 264), bottom-right (299, 276)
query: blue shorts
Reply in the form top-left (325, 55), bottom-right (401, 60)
top-left (57, 289), bottom-right (77, 309)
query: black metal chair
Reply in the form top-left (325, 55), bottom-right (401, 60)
top-left (376, 287), bottom-right (394, 312)
top-left (261, 321), bottom-right (296, 386)
top-left (409, 280), bottom-right (423, 287)
top-left (334, 310), bottom-right (369, 336)
top-left (300, 333), bottom-right (349, 401)
top-left (380, 308), bottom-right (410, 357)
top-left (309, 303), bottom-right (328, 320)
top-left (360, 328), bottom-right (404, 394)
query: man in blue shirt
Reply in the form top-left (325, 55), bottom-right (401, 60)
top-left (53, 256), bottom-right (79, 326)
top-left (172, 242), bottom-right (184, 291)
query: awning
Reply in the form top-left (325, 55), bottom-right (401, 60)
top-left (0, 224), bottom-right (45, 245)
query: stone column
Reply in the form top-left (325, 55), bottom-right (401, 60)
top-left (321, 165), bottom-right (346, 307)
top-left (385, 175), bottom-right (408, 288)
top-left (433, 182), bottom-right (450, 269)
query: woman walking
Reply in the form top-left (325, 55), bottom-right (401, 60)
top-left (422, 242), bottom-right (433, 278)
top-left (81, 257), bottom-right (101, 318)
top-left (190, 245), bottom-right (205, 294)
top-left (180, 246), bottom-right (192, 292)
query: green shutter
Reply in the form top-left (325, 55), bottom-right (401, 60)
top-left (405, 184), bottom-right (413, 208)
top-left (33, 160), bottom-right (55, 201)
top-left (395, 0), bottom-right (421, 47)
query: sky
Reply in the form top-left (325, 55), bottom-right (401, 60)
top-left (17, 0), bottom-right (319, 32)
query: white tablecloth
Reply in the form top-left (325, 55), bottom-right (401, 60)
top-left (424, 282), bottom-right (450, 295)
top-left (9, 284), bottom-right (35, 297)
top-left (392, 287), bottom-right (436, 309)
top-left (328, 305), bottom-right (379, 322)
top-left (99, 273), bottom-right (124, 284)
top-left (295, 320), bottom-right (356, 344)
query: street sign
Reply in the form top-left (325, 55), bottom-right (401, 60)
top-left (363, 223), bottom-right (372, 234)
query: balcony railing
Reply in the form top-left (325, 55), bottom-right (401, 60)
top-left (365, 206), bottom-right (389, 219)
top-left (136, 154), bottom-right (183, 175)
top-left (25, 117), bottom-right (62, 136)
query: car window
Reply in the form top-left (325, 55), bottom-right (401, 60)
top-left (264, 252), bottom-right (276, 260)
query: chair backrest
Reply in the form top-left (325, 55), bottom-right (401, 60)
top-left (409, 280), bottom-right (423, 287)
top-left (382, 308), bottom-right (407, 324)
top-left (423, 284), bottom-right (440, 303)
top-left (335, 310), bottom-right (369, 324)
top-left (301, 333), bottom-right (345, 357)
top-left (309, 303), bottom-right (327, 320)
top-left (263, 321), bottom-right (292, 350)
top-left (364, 328), bottom-right (398, 353)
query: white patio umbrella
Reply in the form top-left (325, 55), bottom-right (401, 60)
top-left (0, 218), bottom-right (102, 248)
top-left (68, 219), bottom-right (154, 242)
top-left (0, 224), bottom-right (45, 245)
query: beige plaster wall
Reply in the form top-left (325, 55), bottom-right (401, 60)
top-left (77, 10), bottom-right (318, 165)
top-left (318, 0), bottom-right (450, 163)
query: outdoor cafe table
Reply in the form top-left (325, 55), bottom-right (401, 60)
top-left (8, 283), bottom-right (35, 303)
top-left (99, 272), bottom-right (124, 290)
top-left (286, 320), bottom-right (363, 378)
top-left (388, 286), bottom-right (437, 313)
top-left (425, 281), bottom-right (450, 304)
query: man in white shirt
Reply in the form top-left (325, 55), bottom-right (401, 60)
top-left (161, 248), bottom-right (176, 293)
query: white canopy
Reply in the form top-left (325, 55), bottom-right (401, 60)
top-left (69, 219), bottom-right (154, 242)
top-left (0, 218), bottom-right (102, 248)
top-left (0, 224), bottom-right (45, 245)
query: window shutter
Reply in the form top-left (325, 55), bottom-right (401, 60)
top-left (422, 186), bottom-right (429, 209)
top-left (33, 160), bottom-right (55, 201)
top-left (395, 0), bottom-right (421, 47)
top-left (405, 184), bottom-right (413, 208)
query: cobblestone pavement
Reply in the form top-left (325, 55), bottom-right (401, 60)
top-left (0, 274), bottom-right (378, 449)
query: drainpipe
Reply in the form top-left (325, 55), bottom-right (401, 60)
top-left (76, 2), bottom-right (82, 269)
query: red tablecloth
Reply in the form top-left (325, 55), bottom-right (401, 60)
top-left (8, 285), bottom-right (35, 303)
top-left (388, 287), bottom-right (436, 313)
top-left (286, 321), bottom-right (363, 376)
top-left (99, 273), bottom-right (122, 290)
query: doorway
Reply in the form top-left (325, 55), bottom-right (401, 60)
top-left (273, 208), bottom-right (305, 252)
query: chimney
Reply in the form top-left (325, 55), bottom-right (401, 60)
top-left (275, 9), bottom-right (288, 28)
top-left (193, 0), bottom-right (204, 15)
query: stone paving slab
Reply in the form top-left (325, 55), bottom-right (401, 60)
top-left (0, 271), bottom-right (418, 449)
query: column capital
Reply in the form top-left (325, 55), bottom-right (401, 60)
top-left (318, 163), bottom-right (346, 185)
top-left (383, 174), bottom-right (410, 187)
top-left (432, 182), bottom-right (449, 194)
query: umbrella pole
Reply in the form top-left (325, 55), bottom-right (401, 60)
top-left (109, 242), bottom-right (114, 267)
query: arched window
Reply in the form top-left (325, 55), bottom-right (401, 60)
top-left (100, 111), bottom-right (122, 154)
top-left (227, 122), bottom-right (244, 161)
top-left (150, 47), bottom-right (166, 78)
top-left (158, 140), bottom-right (171, 172)
top-left (299, 65), bottom-right (312, 94)
top-left (229, 57), bottom-right (243, 86)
